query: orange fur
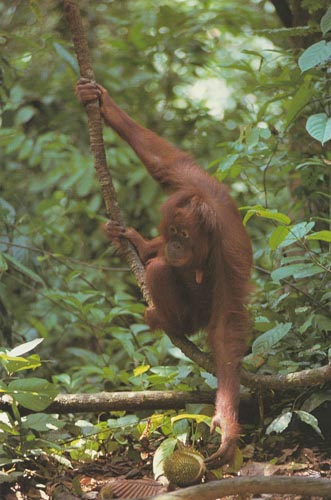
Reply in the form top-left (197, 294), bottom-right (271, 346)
top-left (76, 78), bottom-right (253, 465)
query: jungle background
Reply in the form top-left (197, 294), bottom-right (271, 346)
top-left (0, 0), bottom-right (330, 498)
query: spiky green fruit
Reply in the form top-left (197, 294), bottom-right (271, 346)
top-left (163, 447), bottom-right (206, 487)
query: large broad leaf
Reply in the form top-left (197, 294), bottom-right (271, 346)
top-left (172, 413), bottom-right (211, 426)
top-left (321, 6), bottom-right (331, 35)
top-left (8, 378), bottom-right (58, 411)
top-left (271, 263), bottom-right (322, 282)
top-left (279, 221), bottom-right (315, 248)
top-left (15, 106), bottom-right (36, 125)
top-left (295, 411), bottom-right (323, 438)
top-left (53, 42), bottom-right (78, 72)
top-left (252, 323), bottom-right (292, 356)
top-left (3, 253), bottom-right (45, 286)
top-left (21, 413), bottom-right (66, 432)
top-left (301, 392), bottom-right (331, 413)
top-left (307, 230), bottom-right (331, 242)
top-left (269, 226), bottom-right (290, 250)
top-left (7, 338), bottom-right (44, 358)
top-left (266, 412), bottom-right (292, 434)
top-left (215, 154), bottom-right (240, 173)
top-left (0, 198), bottom-right (16, 225)
top-left (244, 206), bottom-right (290, 225)
top-left (0, 354), bottom-right (41, 375)
top-left (133, 364), bottom-right (150, 376)
top-left (153, 437), bottom-right (177, 480)
top-left (107, 415), bottom-right (139, 429)
top-left (306, 113), bottom-right (331, 145)
top-left (285, 76), bottom-right (313, 127)
top-left (298, 41), bottom-right (331, 72)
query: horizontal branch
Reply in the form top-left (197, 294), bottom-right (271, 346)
top-left (1, 366), bottom-right (329, 416)
top-left (151, 476), bottom-right (331, 499)
top-left (48, 390), bottom-right (215, 413)
top-left (241, 363), bottom-right (331, 390)
top-left (166, 332), bottom-right (331, 390)
top-left (0, 390), bottom-right (216, 414)
top-left (162, 327), bottom-right (331, 391)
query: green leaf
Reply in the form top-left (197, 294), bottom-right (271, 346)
top-left (53, 42), bottom-right (78, 72)
top-left (0, 253), bottom-right (8, 272)
top-left (153, 437), bottom-right (177, 480)
top-left (18, 138), bottom-right (34, 160)
top-left (295, 410), bottom-right (323, 438)
top-left (133, 365), bottom-right (150, 376)
top-left (298, 41), bottom-right (331, 72)
top-left (107, 415), bottom-right (139, 429)
top-left (271, 263), bottom-right (322, 282)
top-left (21, 413), bottom-right (65, 432)
top-left (244, 207), bottom-right (290, 225)
top-left (259, 126), bottom-right (271, 139)
top-left (285, 76), bottom-right (313, 127)
top-left (5, 133), bottom-right (25, 154)
top-left (242, 352), bottom-right (266, 371)
top-left (301, 392), bottom-right (331, 413)
top-left (15, 106), bottom-right (36, 125)
top-left (76, 167), bottom-right (95, 197)
top-left (3, 253), bottom-right (45, 285)
top-left (0, 354), bottom-right (41, 374)
top-left (321, 6), bottom-right (331, 35)
top-left (306, 113), bottom-right (331, 145)
top-left (8, 378), bottom-right (58, 411)
top-left (266, 411), bottom-right (292, 434)
top-left (252, 323), bottom-right (292, 356)
top-left (307, 230), bottom-right (331, 242)
top-left (213, 154), bottom-right (239, 173)
top-left (172, 413), bottom-right (211, 426)
top-left (246, 127), bottom-right (260, 147)
top-left (8, 338), bottom-right (44, 357)
top-left (279, 221), bottom-right (315, 247)
top-left (316, 314), bottom-right (331, 332)
top-left (0, 198), bottom-right (16, 225)
top-left (269, 226), bottom-right (290, 250)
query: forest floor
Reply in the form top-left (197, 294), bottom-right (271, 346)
top-left (1, 434), bottom-right (330, 500)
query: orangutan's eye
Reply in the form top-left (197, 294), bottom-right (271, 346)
top-left (181, 229), bottom-right (189, 239)
top-left (169, 225), bottom-right (177, 235)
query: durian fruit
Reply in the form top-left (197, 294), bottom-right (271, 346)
top-left (163, 447), bottom-right (206, 487)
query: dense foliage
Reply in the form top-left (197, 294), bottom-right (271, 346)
top-left (0, 0), bottom-right (330, 480)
